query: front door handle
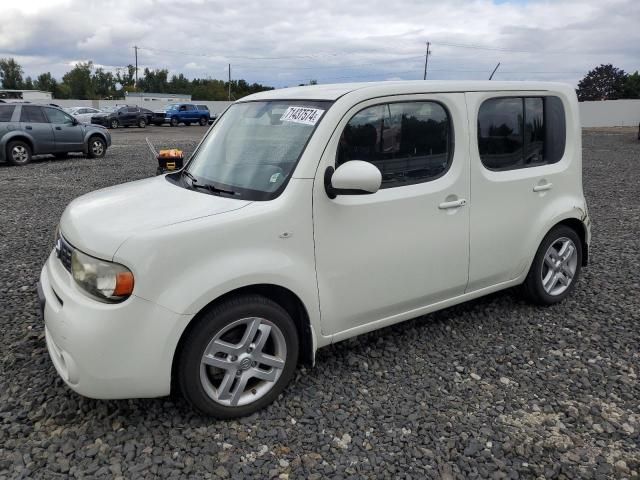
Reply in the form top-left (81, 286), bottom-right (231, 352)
top-left (55, 126), bottom-right (62, 130)
top-left (438, 198), bottom-right (467, 210)
top-left (25, 125), bottom-right (32, 130)
top-left (533, 183), bottom-right (553, 192)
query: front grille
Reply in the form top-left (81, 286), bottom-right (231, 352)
top-left (153, 112), bottom-right (165, 120)
top-left (56, 234), bottom-right (73, 273)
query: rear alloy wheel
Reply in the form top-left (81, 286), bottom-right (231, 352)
top-left (199, 116), bottom-right (207, 126)
top-left (110, 119), bottom-right (119, 129)
top-left (177, 295), bottom-right (299, 418)
top-left (6, 140), bottom-right (32, 166)
top-left (170, 117), bottom-right (179, 127)
top-left (87, 136), bottom-right (106, 158)
top-left (138, 117), bottom-right (146, 128)
top-left (522, 225), bottom-right (582, 305)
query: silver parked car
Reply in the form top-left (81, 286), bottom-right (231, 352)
top-left (64, 106), bottom-right (103, 124)
top-left (0, 103), bottom-right (111, 166)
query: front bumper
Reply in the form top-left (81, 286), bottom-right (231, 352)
top-left (39, 250), bottom-right (192, 399)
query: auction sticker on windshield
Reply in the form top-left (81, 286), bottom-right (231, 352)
top-left (280, 106), bottom-right (324, 126)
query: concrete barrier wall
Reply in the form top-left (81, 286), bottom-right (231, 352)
top-left (53, 99), bottom-right (233, 116)
top-left (51, 98), bottom-right (640, 127)
top-left (579, 100), bottom-right (640, 127)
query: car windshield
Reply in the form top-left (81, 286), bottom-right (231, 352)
top-left (185, 100), bottom-right (331, 200)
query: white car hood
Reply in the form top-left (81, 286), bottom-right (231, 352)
top-left (60, 175), bottom-right (251, 259)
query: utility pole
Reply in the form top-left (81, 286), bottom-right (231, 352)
top-left (489, 62), bottom-right (501, 80)
top-left (228, 64), bottom-right (231, 101)
top-left (423, 42), bottom-right (431, 80)
top-left (133, 45), bottom-right (139, 88)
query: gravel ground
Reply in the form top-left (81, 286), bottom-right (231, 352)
top-left (0, 126), bottom-right (639, 479)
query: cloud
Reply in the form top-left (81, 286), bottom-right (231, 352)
top-left (0, 0), bottom-right (638, 87)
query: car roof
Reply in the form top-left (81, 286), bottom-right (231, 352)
top-left (241, 80), bottom-right (574, 102)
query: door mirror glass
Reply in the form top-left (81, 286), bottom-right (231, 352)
top-left (324, 160), bottom-right (382, 199)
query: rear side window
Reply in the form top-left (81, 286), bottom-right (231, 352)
top-left (186, 104), bottom-right (196, 111)
top-left (20, 105), bottom-right (48, 123)
top-left (337, 101), bottom-right (452, 188)
top-left (478, 96), bottom-right (566, 170)
top-left (198, 105), bottom-right (209, 111)
top-left (0, 105), bottom-right (16, 122)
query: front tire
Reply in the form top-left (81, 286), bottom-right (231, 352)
top-left (110, 119), bottom-right (119, 129)
top-left (199, 116), bottom-right (207, 126)
top-left (6, 140), bottom-right (32, 166)
top-left (170, 117), bottom-right (179, 127)
top-left (138, 117), bottom-right (147, 128)
top-left (522, 225), bottom-right (582, 305)
top-left (87, 136), bottom-right (106, 158)
top-left (177, 295), bottom-right (299, 418)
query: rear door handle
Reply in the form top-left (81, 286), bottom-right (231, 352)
top-left (533, 183), bottom-right (553, 192)
top-left (438, 198), bottom-right (467, 210)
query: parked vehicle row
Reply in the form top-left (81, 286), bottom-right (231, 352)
top-left (0, 103), bottom-right (111, 166)
top-left (60, 103), bottom-right (218, 129)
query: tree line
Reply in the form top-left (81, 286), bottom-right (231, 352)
top-left (576, 64), bottom-right (640, 101)
top-left (0, 57), bottom-right (273, 100)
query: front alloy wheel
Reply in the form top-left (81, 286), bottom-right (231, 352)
top-left (87, 136), bottom-right (106, 158)
top-left (177, 295), bottom-right (298, 418)
top-left (110, 119), bottom-right (119, 129)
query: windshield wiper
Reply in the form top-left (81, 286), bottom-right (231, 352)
top-left (182, 170), bottom-right (236, 196)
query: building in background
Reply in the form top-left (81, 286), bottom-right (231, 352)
top-left (124, 92), bottom-right (192, 103)
top-left (0, 89), bottom-right (53, 101)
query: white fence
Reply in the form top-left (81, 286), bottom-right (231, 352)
top-left (579, 99), bottom-right (640, 128)
top-left (53, 99), bottom-right (233, 116)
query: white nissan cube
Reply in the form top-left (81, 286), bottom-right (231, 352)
top-left (39, 81), bottom-right (590, 417)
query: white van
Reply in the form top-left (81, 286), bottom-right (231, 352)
top-left (39, 81), bottom-right (590, 417)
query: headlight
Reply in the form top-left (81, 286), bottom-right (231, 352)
top-left (71, 249), bottom-right (134, 302)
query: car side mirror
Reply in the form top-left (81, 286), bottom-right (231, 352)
top-left (324, 160), bottom-right (382, 199)
top-left (72, 118), bottom-right (79, 125)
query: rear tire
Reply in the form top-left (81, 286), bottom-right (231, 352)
top-left (6, 140), bottom-right (32, 166)
top-left (522, 225), bottom-right (582, 305)
top-left (138, 117), bottom-right (146, 128)
top-left (87, 136), bottom-right (106, 158)
top-left (177, 295), bottom-right (299, 418)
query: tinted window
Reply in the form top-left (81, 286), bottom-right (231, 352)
top-left (44, 107), bottom-right (74, 124)
top-left (186, 104), bottom-right (196, 111)
top-left (338, 101), bottom-right (452, 188)
top-left (21, 106), bottom-right (48, 123)
top-left (0, 105), bottom-right (16, 122)
top-left (478, 96), bottom-right (565, 170)
top-left (197, 105), bottom-right (209, 111)
top-left (127, 107), bottom-right (138, 112)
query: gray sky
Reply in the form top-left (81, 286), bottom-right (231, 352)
top-left (0, 0), bottom-right (638, 87)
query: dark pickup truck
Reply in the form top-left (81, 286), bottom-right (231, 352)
top-left (152, 103), bottom-right (211, 127)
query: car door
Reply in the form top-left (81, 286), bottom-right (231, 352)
top-left (313, 94), bottom-right (470, 337)
top-left (465, 92), bottom-right (571, 291)
top-left (19, 105), bottom-right (55, 153)
top-left (44, 107), bottom-right (85, 152)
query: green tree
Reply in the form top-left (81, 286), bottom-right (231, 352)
top-left (92, 67), bottom-right (115, 98)
top-left (23, 76), bottom-right (34, 90)
top-left (576, 64), bottom-right (627, 101)
top-left (138, 68), bottom-right (169, 92)
top-left (0, 57), bottom-right (24, 89)
top-left (115, 64), bottom-right (136, 90)
top-left (622, 71), bottom-right (640, 99)
top-left (34, 72), bottom-right (58, 93)
top-left (61, 61), bottom-right (95, 99)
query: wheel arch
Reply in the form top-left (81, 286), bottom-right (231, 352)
top-left (5, 134), bottom-right (35, 154)
top-left (171, 283), bottom-right (315, 393)
top-left (556, 217), bottom-right (589, 266)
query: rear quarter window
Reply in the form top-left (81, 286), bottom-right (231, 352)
top-left (478, 96), bottom-right (566, 171)
top-left (0, 105), bottom-right (16, 122)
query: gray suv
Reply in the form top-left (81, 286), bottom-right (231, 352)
top-left (0, 103), bottom-right (111, 166)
